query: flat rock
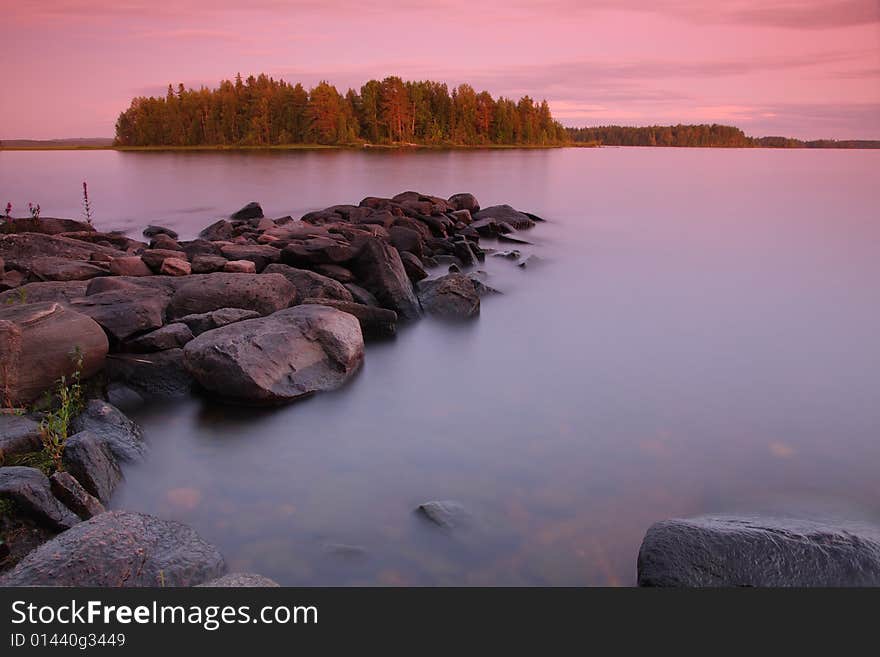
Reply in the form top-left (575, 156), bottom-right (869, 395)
top-left (62, 430), bottom-right (122, 504)
top-left (197, 573), bottom-right (280, 587)
top-left (638, 515), bottom-right (880, 587)
top-left (0, 466), bottom-right (80, 531)
top-left (69, 399), bottom-right (146, 463)
top-left (0, 233), bottom-right (125, 270)
top-left (49, 471), bottom-right (104, 520)
top-left (166, 273), bottom-right (296, 320)
top-left (0, 510), bottom-right (226, 587)
top-left (183, 305), bottom-right (364, 404)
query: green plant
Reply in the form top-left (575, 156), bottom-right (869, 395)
top-left (38, 347), bottom-right (85, 473)
top-left (4, 287), bottom-right (27, 305)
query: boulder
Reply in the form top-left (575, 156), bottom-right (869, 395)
top-left (49, 471), bottom-right (105, 520)
top-left (179, 308), bottom-right (262, 336)
top-left (263, 264), bottom-right (353, 302)
top-left (388, 226), bottom-right (424, 256)
top-left (0, 302), bottom-right (108, 405)
top-left (301, 298), bottom-right (397, 339)
top-left (143, 225), bottom-right (179, 240)
top-left (349, 237), bottom-right (420, 320)
top-left (166, 273), bottom-right (296, 320)
top-left (450, 209), bottom-right (473, 225)
top-left (61, 230), bottom-right (146, 252)
top-left (125, 323), bottom-right (194, 353)
top-left (0, 217), bottom-right (95, 235)
top-left (149, 233), bottom-right (183, 252)
top-left (223, 260), bottom-right (257, 274)
top-left (25, 256), bottom-right (108, 282)
top-left (0, 281), bottom-right (88, 306)
top-left (498, 232), bottom-right (532, 245)
top-left (109, 256), bottom-right (152, 277)
top-left (399, 251), bottom-right (428, 282)
top-left (70, 289), bottom-right (169, 341)
top-left (141, 248), bottom-right (188, 272)
top-left (231, 202), bottom-right (263, 221)
top-left (0, 466), bottom-right (80, 531)
top-left (0, 415), bottom-right (42, 458)
top-left (0, 233), bottom-right (126, 270)
top-left (180, 239), bottom-right (222, 260)
top-left (199, 220), bottom-right (235, 242)
top-left (197, 573), bottom-right (280, 587)
top-left (314, 264), bottom-right (355, 283)
top-left (191, 255), bottom-right (229, 274)
top-left (160, 257), bottom-right (191, 277)
top-left (105, 349), bottom-right (193, 401)
top-left (0, 270), bottom-right (25, 291)
top-left (344, 283), bottom-right (379, 307)
top-left (62, 431), bottom-right (122, 504)
top-left (69, 399), bottom-right (146, 463)
top-left (447, 193), bottom-right (480, 214)
top-left (638, 515), bottom-right (880, 587)
top-left (417, 274), bottom-right (480, 319)
top-left (183, 305), bottom-right (364, 404)
top-left (220, 244), bottom-right (280, 272)
top-left (472, 204), bottom-right (536, 230)
top-left (281, 237), bottom-right (357, 267)
top-left (416, 500), bottom-right (471, 530)
top-left (0, 510), bottom-right (226, 587)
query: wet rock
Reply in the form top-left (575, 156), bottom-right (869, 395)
top-left (160, 257), bottom-right (191, 276)
top-left (220, 244), bottom-right (280, 272)
top-left (0, 510), bottom-right (226, 587)
top-left (62, 431), bottom-right (122, 504)
top-left (416, 501), bottom-right (471, 530)
top-left (105, 349), bottom-right (193, 400)
top-left (197, 573), bottom-right (280, 587)
top-left (49, 471), bottom-right (104, 520)
top-left (179, 308), bottom-right (262, 336)
top-left (417, 274), bottom-right (480, 319)
top-left (231, 202), bottom-right (264, 221)
top-left (69, 399), bottom-right (146, 463)
top-left (166, 272), bottom-right (296, 320)
top-left (70, 289), bottom-right (169, 341)
top-left (399, 251), bottom-right (428, 282)
top-left (223, 259), bottom-right (257, 274)
top-left (191, 254), bottom-right (228, 274)
top-left (638, 515), bottom-right (880, 587)
top-left (183, 305), bottom-right (364, 404)
top-left (301, 298), bottom-right (397, 339)
top-left (0, 302), bottom-right (108, 405)
top-left (447, 193), bottom-right (480, 214)
top-left (0, 467), bottom-right (80, 531)
top-left (0, 415), bottom-right (42, 459)
top-left (109, 256), bottom-right (152, 277)
top-left (0, 281), bottom-right (88, 306)
top-left (349, 237), bottom-right (420, 320)
top-left (263, 264), bottom-right (353, 302)
top-left (125, 323), bottom-right (194, 353)
top-left (199, 219), bottom-right (235, 242)
top-left (473, 204), bottom-right (536, 230)
top-left (143, 225), bottom-right (179, 240)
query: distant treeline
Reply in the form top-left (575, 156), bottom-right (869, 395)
top-left (567, 124), bottom-right (880, 149)
top-left (114, 74), bottom-right (569, 147)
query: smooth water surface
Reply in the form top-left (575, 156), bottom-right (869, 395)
top-left (2, 147), bottom-right (878, 585)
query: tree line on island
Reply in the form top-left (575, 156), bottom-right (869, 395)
top-left (112, 73), bottom-right (879, 149)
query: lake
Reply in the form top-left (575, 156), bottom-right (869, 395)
top-left (2, 147), bottom-right (878, 585)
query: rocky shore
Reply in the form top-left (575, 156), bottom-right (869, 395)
top-left (0, 191), bottom-right (539, 585)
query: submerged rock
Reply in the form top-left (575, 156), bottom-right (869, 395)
top-left (638, 515), bottom-right (880, 587)
top-left (0, 511), bottom-right (226, 587)
top-left (416, 501), bottom-right (472, 530)
top-left (183, 305), bottom-right (364, 404)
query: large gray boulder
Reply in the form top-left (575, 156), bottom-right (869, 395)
top-left (638, 515), bottom-right (880, 587)
top-left (69, 399), bottom-right (146, 463)
top-left (263, 264), bottom-right (353, 302)
top-left (0, 466), bottom-right (80, 531)
top-left (417, 274), bottom-right (480, 319)
top-left (0, 302), bottom-right (108, 405)
top-left (0, 511), bottom-right (226, 587)
top-left (166, 273), bottom-right (296, 320)
top-left (183, 305), bottom-right (364, 404)
top-left (349, 237), bottom-right (420, 320)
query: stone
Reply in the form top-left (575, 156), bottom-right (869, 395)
top-left (62, 431), bottom-right (122, 504)
top-left (197, 573), bottom-right (280, 587)
top-left (231, 202), bottom-right (263, 221)
top-left (0, 281), bottom-right (88, 306)
top-left (179, 308), bottom-right (262, 336)
top-left (281, 237), bottom-right (357, 267)
top-left (69, 399), bottom-right (146, 463)
top-left (143, 225), bottom-right (179, 240)
top-left (0, 511), bottom-right (226, 587)
top-left (160, 257), bottom-right (191, 276)
top-left (0, 233), bottom-right (125, 271)
top-left (191, 255), bottom-right (229, 274)
top-left (180, 239), bottom-right (222, 260)
top-left (638, 515), bottom-right (880, 587)
top-left (220, 244), bottom-right (280, 272)
top-left (125, 323), bottom-right (194, 353)
top-left (167, 273), bottom-right (296, 320)
top-left (313, 264), bottom-right (355, 283)
top-left (349, 237), bottom-right (420, 320)
top-left (0, 302), bottom-right (108, 405)
top-left (0, 466), bottom-right (80, 531)
top-left (0, 415), bottom-right (42, 459)
top-left (149, 233), bottom-right (183, 251)
top-left (498, 232), bottom-right (532, 245)
top-left (388, 226), bottom-right (424, 256)
top-left (301, 298), bottom-right (397, 339)
top-left (450, 209), bottom-right (473, 224)
top-left (263, 264), bottom-right (353, 302)
top-left (141, 248), bottom-right (188, 272)
top-left (0, 217), bottom-right (94, 235)
top-left (447, 193), bottom-right (480, 214)
top-left (0, 270), bottom-right (25, 291)
top-left (105, 349), bottom-right (193, 401)
top-left (49, 471), bottom-right (105, 520)
top-left (473, 204), bottom-right (536, 230)
top-left (70, 289), bottom-right (169, 341)
top-left (183, 305), bottom-right (364, 404)
top-left (399, 251), bottom-right (428, 282)
top-left (416, 501), bottom-right (471, 530)
top-left (344, 283), bottom-right (379, 307)
top-left (199, 219), bottom-right (235, 242)
top-left (109, 256), bottom-right (152, 277)
top-left (417, 274), bottom-right (480, 319)
top-left (222, 259), bottom-right (257, 274)
top-left (29, 256), bottom-right (109, 282)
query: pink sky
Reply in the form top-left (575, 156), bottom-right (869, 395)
top-left (4, 0), bottom-right (879, 140)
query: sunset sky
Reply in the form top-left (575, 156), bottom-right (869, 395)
top-left (4, 0), bottom-right (879, 140)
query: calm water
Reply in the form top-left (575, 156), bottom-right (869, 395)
top-left (2, 147), bottom-right (879, 585)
